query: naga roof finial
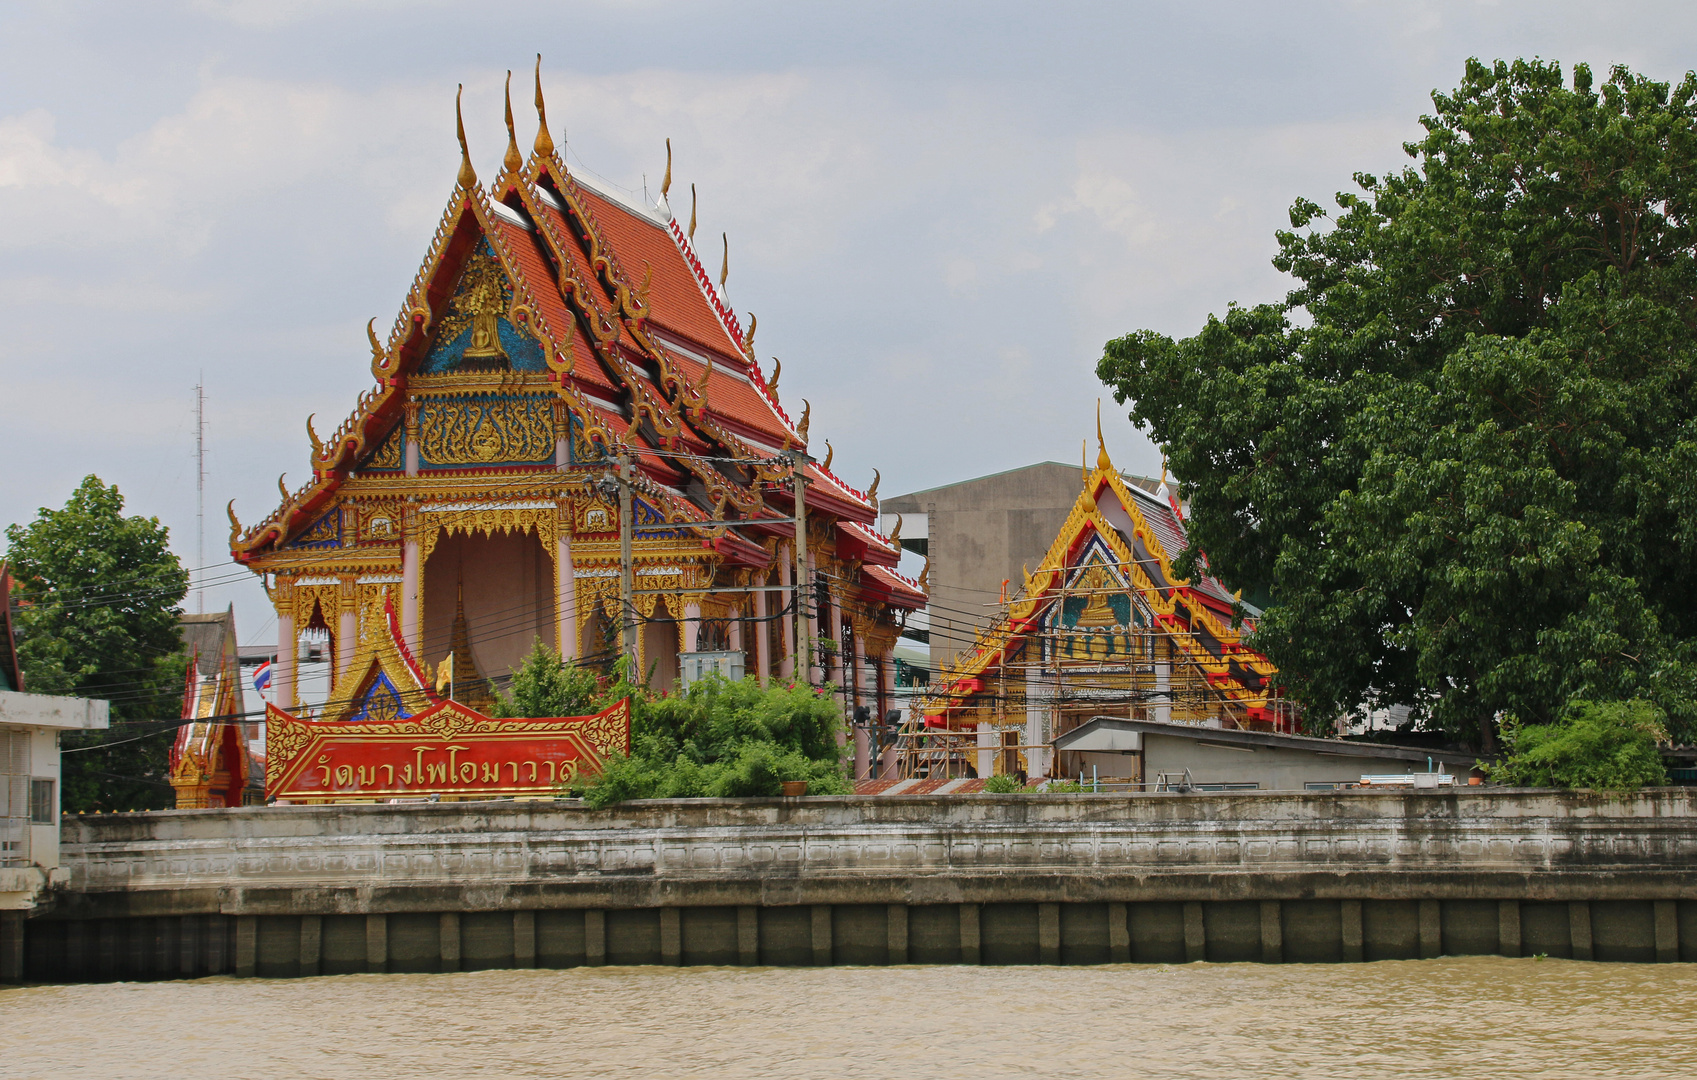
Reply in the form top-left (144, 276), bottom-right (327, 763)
top-left (743, 311), bottom-right (756, 356)
top-left (694, 356), bottom-right (713, 395)
top-left (689, 183), bottom-right (698, 242)
top-left (502, 71), bottom-right (522, 176)
top-left (822, 440), bottom-right (834, 472)
top-left (455, 85), bottom-right (477, 191)
top-left (306, 414), bottom-right (323, 461)
top-left (719, 232), bottom-right (729, 290)
top-left (889, 513), bottom-right (902, 543)
top-left (661, 138), bottom-right (672, 199)
top-left (533, 56), bottom-right (555, 158)
top-left (918, 556), bottom-right (930, 592)
top-left (797, 399), bottom-right (811, 442)
top-left (867, 468), bottom-right (880, 505)
top-left (226, 500), bottom-right (243, 546)
top-left (768, 356), bottom-right (781, 395)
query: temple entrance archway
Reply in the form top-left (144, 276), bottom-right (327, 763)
top-left (422, 528), bottom-right (555, 701)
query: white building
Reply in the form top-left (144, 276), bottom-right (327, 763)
top-left (0, 689), bottom-right (109, 980)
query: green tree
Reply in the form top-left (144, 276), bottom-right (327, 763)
top-left (1097, 59), bottom-right (1697, 746)
top-left (4, 476), bottom-right (188, 811)
top-left (1486, 699), bottom-right (1670, 790)
top-left (581, 670), bottom-right (849, 808)
top-left (489, 638), bottom-right (599, 719)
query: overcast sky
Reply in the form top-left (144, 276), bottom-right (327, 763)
top-left (3, 0), bottom-right (1694, 647)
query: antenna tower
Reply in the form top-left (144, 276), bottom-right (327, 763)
top-left (195, 378), bottom-right (205, 614)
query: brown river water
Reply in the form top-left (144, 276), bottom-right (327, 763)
top-left (3, 957), bottom-right (1695, 1079)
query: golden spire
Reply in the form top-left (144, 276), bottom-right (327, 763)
top-left (688, 184), bottom-right (697, 242)
top-left (661, 138), bottom-right (672, 199)
top-left (768, 356), bottom-right (781, 394)
top-left (455, 85), bottom-right (477, 191)
top-left (533, 55), bottom-right (555, 158)
top-left (797, 398), bottom-right (811, 441)
top-left (822, 440), bottom-right (834, 472)
top-left (502, 71), bottom-right (522, 175)
top-left (719, 232), bottom-right (729, 289)
top-left (1096, 399), bottom-right (1110, 471)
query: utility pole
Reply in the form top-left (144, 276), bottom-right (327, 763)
top-left (787, 447), bottom-right (810, 685)
top-left (195, 378), bottom-right (205, 614)
top-left (618, 452), bottom-right (637, 673)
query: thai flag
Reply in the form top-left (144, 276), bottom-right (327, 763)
top-left (253, 661), bottom-right (272, 694)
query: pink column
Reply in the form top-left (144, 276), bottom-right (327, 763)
top-left (401, 522), bottom-right (421, 655)
top-left (336, 578), bottom-right (356, 691)
top-left (556, 527), bottom-right (577, 659)
top-left (683, 602), bottom-right (701, 654)
top-left (753, 588), bottom-right (771, 687)
top-left (275, 593), bottom-right (296, 711)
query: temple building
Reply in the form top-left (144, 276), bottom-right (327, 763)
top-left (229, 70), bottom-right (924, 734)
top-left (171, 608), bottom-right (264, 808)
top-left (900, 432), bottom-right (1289, 783)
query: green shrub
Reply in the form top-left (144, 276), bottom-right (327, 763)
top-left (490, 638), bottom-right (600, 719)
top-left (1485, 699), bottom-right (1670, 791)
top-left (581, 673), bottom-right (849, 807)
top-left (982, 773), bottom-right (1026, 794)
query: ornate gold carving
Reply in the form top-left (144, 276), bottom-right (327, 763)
top-left (419, 505), bottom-right (559, 564)
top-left (440, 250), bottom-right (510, 365)
top-left (417, 396), bottom-right (553, 465)
top-left (365, 427), bottom-right (403, 470)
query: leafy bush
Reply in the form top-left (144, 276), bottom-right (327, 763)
top-left (981, 773), bottom-right (1024, 794)
top-left (489, 638), bottom-right (600, 719)
top-left (580, 672), bottom-right (849, 807)
top-left (1485, 699), bottom-right (1670, 791)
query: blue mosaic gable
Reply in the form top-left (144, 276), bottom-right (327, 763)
top-left (419, 239), bottom-right (545, 375)
top-left (350, 671), bottom-right (410, 723)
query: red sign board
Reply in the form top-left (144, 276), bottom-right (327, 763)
top-left (265, 698), bottom-right (630, 802)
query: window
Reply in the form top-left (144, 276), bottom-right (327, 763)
top-left (30, 778), bottom-right (54, 824)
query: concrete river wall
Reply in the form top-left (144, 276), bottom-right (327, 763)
top-left (16, 790), bottom-right (1697, 980)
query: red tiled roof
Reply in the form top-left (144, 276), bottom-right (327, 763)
top-left (573, 185), bottom-right (745, 358)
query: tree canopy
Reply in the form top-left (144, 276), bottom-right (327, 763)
top-left (1097, 59), bottom-right (1697, 745)
top-left (4, 476), bottom-right (188, 810)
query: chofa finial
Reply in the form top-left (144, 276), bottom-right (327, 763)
top-left (867, 469), bottom-right (880, 504)
top-left (661, 138), bottom-right (672, 199)
top-left (768, 356), bottom-right (781, 394)
top-left (533, 56), bottom-right (555, 158)
top-left (688, 183), bottom-right (698, 242)
top-left (227, 500), bottom-right (243, 545)
top-left (1096, 399), bottom-right (1110, 471)
top-left (502, 71), bottom-right (522, 175)
top-left (719, 232), bottom-right (729, 290)
top-left (797, 399), bottom-right (811, 441)
top-left (822, 440), bottom-right (834, 472)
top-left (743, 312), bottom-right (756, 356)
top-left (455, 85), bottom-right (477, 190)
top-left (889, 513), bottom-right (902, 543)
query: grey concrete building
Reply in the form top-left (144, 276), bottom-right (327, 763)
top-left (881, 463), bottom-right (1159, 676)
top-left (1055, 716), bottom-right (1478, 791)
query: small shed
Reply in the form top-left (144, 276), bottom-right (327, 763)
top-left (1053, 716), bottom-right (1479, 791)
